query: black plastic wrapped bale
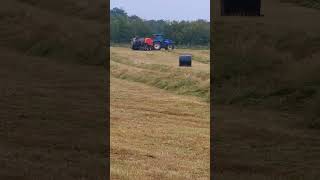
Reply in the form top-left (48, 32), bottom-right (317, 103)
top-left (179, 55), bottom-right (192, 67)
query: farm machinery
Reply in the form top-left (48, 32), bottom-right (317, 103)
top-left (131, 34), bottom-right (175, 51)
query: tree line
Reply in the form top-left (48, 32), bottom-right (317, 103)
top-left (110, 8), bottom-right (210, 47)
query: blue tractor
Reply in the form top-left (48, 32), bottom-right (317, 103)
top-left (152, 34), bottom-right (175, 50)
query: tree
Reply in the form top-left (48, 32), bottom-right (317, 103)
top-left (110, 8), bottom-right (210, 46)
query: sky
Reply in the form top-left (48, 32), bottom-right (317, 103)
top-left (110, 0), bottom-right (210, 21)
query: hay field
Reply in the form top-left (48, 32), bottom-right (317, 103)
top-left (110, 47), bottom-right (210, 179)
top-left (213, 0), bottom-right (320, 179)
top-left (0, 0), bottom-right (106, 179)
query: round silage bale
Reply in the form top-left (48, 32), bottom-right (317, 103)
top-left (179, 54), bottom-right (192, 67)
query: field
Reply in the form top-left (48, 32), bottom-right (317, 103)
top-left (2, 0), bottom-right (320, 179)
top-left (0, 0), bottom-right (107, 179)
top-left (213, 0), bottom-right (320, 179)
top-left (110, 47), bottom-right (210, 179)
top-left (281, 0), bottom-right (320, 9)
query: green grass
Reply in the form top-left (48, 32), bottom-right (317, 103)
top-left (110, 52), bottom-right (210, 102)
top-left (111, 64), bottom-right (210, 102)
top-left (281, 0), bottom-right (320, 9)
top-left (0, 2), bottom-right (106, 66)
top-left (213, 21), bottom-right (320, 128)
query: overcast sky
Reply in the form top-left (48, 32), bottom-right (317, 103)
top-left (110, 0), bottom-right (210, 21)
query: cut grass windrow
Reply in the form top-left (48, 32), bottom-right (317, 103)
top-left (110, 52), bottom-right (210, 102)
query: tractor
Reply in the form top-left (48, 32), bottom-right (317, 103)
top-left (131, 34), bottom-right (175, 51)
top-left (151, 34), bottom-right (175, 50)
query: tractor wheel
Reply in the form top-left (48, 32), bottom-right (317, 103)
top-left (154, 43), bottom-right (161, 50)
top-left (166, 44), bottom-right (174, 51)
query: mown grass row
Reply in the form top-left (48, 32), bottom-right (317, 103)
top-left (171, 50), bottom-right (210, 64)
top-left (281, 0), bottom-right (320, 9)
top-left (110, 44), bottom-right (210, 64)
top-left (111, 51), bottom-right (210, 78)
top-left (0, 2), bottom-right (106, 66)
top-left (213, 21), bottom-right (320, 128)
top-left (110, 53), bottom-right (210, 102)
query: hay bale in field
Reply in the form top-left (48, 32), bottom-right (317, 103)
top-left (179, 54), bottom-right (192, 67)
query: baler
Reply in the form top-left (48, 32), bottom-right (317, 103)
top-left (131, 34), bottom-right (175, 51)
